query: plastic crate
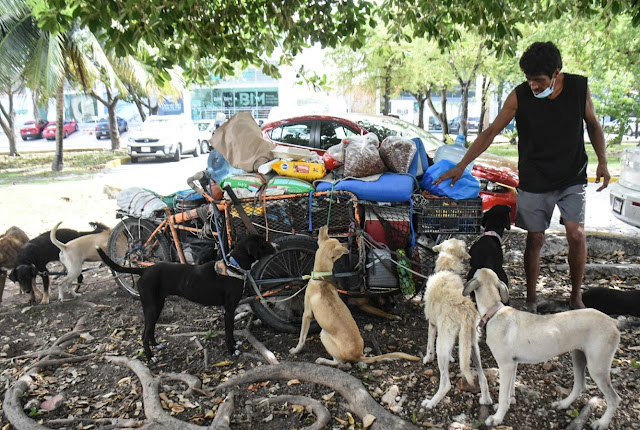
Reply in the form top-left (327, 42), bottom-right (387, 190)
top-left (360, 201), bottom-right (413, 250)
top-left (412, 193), bottom-right (482, 234)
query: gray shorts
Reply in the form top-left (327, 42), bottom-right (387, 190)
top-left (515, 184), bottom-right (586, 232)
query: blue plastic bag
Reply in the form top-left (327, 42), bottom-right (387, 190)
top-left (419, 159), bottom-right (480, 199)
top-left (408, 137), bottom-right (430, 178)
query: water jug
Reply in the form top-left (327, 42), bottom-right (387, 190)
top-left (434, 134), bottom-right (474, 171)
top-left (207, 149), bottom-right (245, 183)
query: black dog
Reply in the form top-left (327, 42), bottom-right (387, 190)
top-left (97, 234), bottom-right (276, 361)
top-left (467, 205), bottom-right (512, 287)
top-left (583, 287), bottom-right (640, 317)
top-left (9, 223), bottom-right (109, 304)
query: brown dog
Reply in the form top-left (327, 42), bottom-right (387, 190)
top-left (289, 226), bottom-right (420, 367)
top-left (50, 221), bottom-right (111, 302)
top-left (0, 226), bottom-right (30, 303)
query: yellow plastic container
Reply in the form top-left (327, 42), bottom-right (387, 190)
top-left (271, 160), bottom-right (326, 181)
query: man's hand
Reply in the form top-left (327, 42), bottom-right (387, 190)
top-left (434, 164), bottom-right (466, 186)
top-left (594, 162), bottom-right (611, 191)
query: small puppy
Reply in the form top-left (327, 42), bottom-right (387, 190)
top-left (467, 204), bottom-right (511, 286)
top-left (97, 234), bottom-right (276, 361)
top-left (50, 221), bottom-right (111, 302)
top-left (464, 268), bottom-right (620, 429)
top-left (583, 286), bottom-right (640, 317)
top-left (0, 226), bottom-right (30, 303)
top-left (422, 238), bottom-right (492, 408)
top-left (290, 226), bottom-right (420, 366)
top-left (10, 223), bottom-right (109, 304)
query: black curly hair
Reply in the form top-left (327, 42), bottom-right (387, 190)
top-left (519, 41), bottom-right (562, 78)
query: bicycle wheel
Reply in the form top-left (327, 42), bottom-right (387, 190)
top-left (106, 218), bottom-right (171, 299)
top-left (250, 246), bottom-right (319, 334)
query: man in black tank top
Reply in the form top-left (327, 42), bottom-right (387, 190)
top-left (435, 41), bottom-right (610, 312)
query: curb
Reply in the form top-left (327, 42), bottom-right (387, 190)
top-left (587, 176), bottom-right (619, 183)
top-left (105, 157), bottom-right (131, 168)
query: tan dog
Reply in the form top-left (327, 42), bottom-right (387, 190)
top-left (50, 221), bottom-right (111, 302)
top-left (464, 268), bottom-right (620, 429)
top-left (0, 226), bottom-right (30, 302)
top-left (289, 226), bottom-right (420, 367)
top-left (421, 238), bottom-right (492, 408)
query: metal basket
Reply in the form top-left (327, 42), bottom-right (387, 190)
top-left (412, 193), bottom-right (482, 234)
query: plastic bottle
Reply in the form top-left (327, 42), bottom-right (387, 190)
top-left (434, 134), bottom-right (474, 171)
top-left (207, 149), bottom-right (245, 183)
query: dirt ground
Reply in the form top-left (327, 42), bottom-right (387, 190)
top-left (1, 174), bottom-right (640, 429)
top-left (1, 232), bottom-right (640, 429)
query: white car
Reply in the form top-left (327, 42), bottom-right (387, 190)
top-left (127, 115), bottom-right (200, 163)
top-left (194, 119), bottom-right (216, 154)
top-left (610, 147), bottom-right (640, 228)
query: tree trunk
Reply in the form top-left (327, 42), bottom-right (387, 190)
top-left (479, 75), bottom-right (491, 135)
top-left (134, 98), bottom-right (147, 122)
top-left (0, 86), bottom-right (18, 156)
top-left (52, 81), bottom-right (64, 172)
top-left (459, 80), bottom-right (470, 139)
top-left (425, 86), bottom-right (449, 141)
top-left (107, 103), bottom-right (120, 150)
top-left (497, 81), bottom-right (504, 112)
top-left (382, 66), bottom-right (392, 115)
top-left (412, 92), bottom-right (426, 128)
top-left (148, 98), bottom-right (159, 116)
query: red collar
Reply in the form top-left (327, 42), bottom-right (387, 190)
top-left (478, 302), bottom-right (505, 331)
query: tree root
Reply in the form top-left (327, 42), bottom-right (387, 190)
top-left (566, 397), bottom-right (602, 430)
top-left (215, 361), bottom-right (419, 430)
top-left (211, 390), bottom-right (235, 429)
top-left (252, 394), bottom-right (331, 430)
top-left (3, 316), bottom-right (90, 430)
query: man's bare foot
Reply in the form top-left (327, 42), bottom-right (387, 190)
top-left (569, 299), bottom-right (586, 310)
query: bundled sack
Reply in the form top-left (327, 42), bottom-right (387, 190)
top-left (343, 133), bottom-right (387, 178)
top-left (419, 159), bottom-right (480, 199)
top-left (117, 187), bottom-right (168, 218)
top-left (379, 136), bottom-right (417, 174)
top-left (210, 112), bottom-right (275, 172)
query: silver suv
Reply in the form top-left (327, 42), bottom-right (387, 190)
top-left (127, 115), bottom-right (200, 163)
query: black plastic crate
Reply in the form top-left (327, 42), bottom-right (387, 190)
top-left (412, 193), bottom-right (482, 234)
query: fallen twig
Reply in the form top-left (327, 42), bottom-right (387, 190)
top-left (566, 397), bottom-right (602, 430)
top-left (211, 390), bottom-right (235, 430)
top-left (252, 395), bottom-right (331, 430)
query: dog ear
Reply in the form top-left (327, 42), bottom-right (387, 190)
top-left (462, 279), bottom-right (479, 296)
top-left (498, 281), bottom-right (510, 304)
top-left (331, 242), bottom-right (349, 261)
top-left (29, 264), bottom-right (39, 278)
top-left (432, 243), bottom-right (442, 253)
top-left (318, 225), bottom-right (329, 243)
top-left (8, 269), bottom-right (17, 282)
top-left (481, 210), bottom-right (489, 228)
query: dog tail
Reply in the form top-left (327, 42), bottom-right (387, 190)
top-left (359, 352), bottom-right (421, 363)
top-left (49, 221), bottom-right (66, 251)
top-left (96, 247), bottom-right (145, 276)
top-left (458, 319), bottom-right (476, 385)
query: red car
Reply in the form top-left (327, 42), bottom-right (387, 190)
top-left (262, 113), bottom-right (519, 219)
top-left (42, 120), bottom-right (79, 140)
top-left (19, 119), bottom-right (50, 140)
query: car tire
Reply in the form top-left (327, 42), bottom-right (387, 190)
top-left (74, 125), bottom-right (78, 132)
top-left (96, 135), bottom-right (101, 140)
top-left (64, 131), bottom-right (68, 138)
top-left (172, 145), bottom-right (181, 162)
top-left (21, 136), bottom-right (27, 141)
top-left (192, 143), bottom-right (200, 158)
top-left (130, 156), bottom-right (139, 164)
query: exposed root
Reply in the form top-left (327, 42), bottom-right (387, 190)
top-left (566, 397), bottom-right (602, 430)
top-left (252, 394), bottom-right (331, 430)
top-left (211, 390), bottom-right (235, 429)
top-left (215, 361), bottom-right (419, 430)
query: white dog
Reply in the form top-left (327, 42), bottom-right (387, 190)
top-left (421, 238), bottom-right (492, 408)
top-left (464, 268), bottom-right (620, 430)
top-left (50, 221), bottom-right (111, 302)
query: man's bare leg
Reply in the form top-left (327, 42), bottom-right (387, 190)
top-left (524, 231), bottom-right (545, 311)
top-left (564, 220), bottom-right (586, 309)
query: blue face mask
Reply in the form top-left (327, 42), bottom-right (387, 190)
top-left (532, 77), bottom-right (555, 99)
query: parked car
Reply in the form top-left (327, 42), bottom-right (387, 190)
top-left (42, 120), bottom-right (79, 140)
top-left (194, 119), bottom-right (216, 154)
top-left (19, 119), bottom-right (49, 140)
top-left (95, 116), bottom-right (128, 139)
top-left (127, 115), bottom-right (200, 163)
top-left (609, 147), bottom-right (640, 228)
top-left (448, 116), bottom-right (480, 134)
top-left (261, 114), bottom-right (519, 216)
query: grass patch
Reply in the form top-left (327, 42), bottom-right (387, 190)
top-left (480, 141), bottom-right (637, 176)
top-left (0, 150), bottom-right (128, 183)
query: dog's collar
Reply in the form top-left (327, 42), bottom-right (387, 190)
top-left (478, 302), bottom-right (505, 331)
top-left (214, 259), bottom-right (246, 279)
top-left (309, 271), bottom-right (335, 281)
top-left (484, 230), bottom-right (503, 243)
